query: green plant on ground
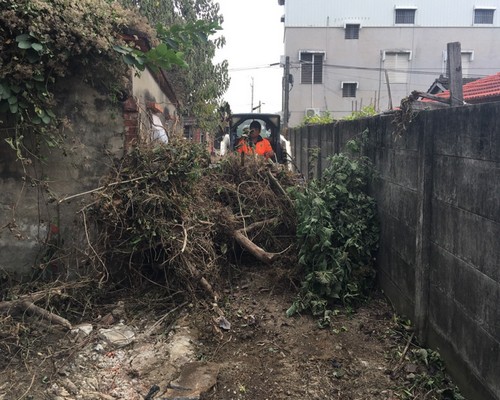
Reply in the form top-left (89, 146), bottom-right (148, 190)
top-left (287, 139), bottom-right (379, 326)
top-left (387, 316), bottom-right (465, 400)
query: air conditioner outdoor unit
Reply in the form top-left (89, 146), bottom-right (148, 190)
top-left (305, 108), bottom-right (320, 117)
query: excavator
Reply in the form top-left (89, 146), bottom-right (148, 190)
top-left (227, 113), bottom-right (290, 165)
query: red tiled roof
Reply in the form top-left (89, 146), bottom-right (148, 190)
top-left (426, 72), bottom-right (500, 102)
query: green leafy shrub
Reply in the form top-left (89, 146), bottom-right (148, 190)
top-left (301, 111), bottom-right (334, 126)
top-left (343, 104), bottom-right (378, 120)
top-left (287, 139), bottom-right (379, 326)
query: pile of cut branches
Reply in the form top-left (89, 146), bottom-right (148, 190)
top-left (84, 139), bottom-right (298, 302)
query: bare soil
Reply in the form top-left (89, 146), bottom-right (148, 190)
top-left (198, 265), bottom-right (400, 400)
top-left (0, 264), bottom-right (460, 400)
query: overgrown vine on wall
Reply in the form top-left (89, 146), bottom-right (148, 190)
top-left (343, 104), bottom-right (378, 120)
top-left (301, 111), bottom-right (335, 126)
top-left (0, 0), bottom-right (141, 157)
top-left (0, 0), bottom-right (221, 158)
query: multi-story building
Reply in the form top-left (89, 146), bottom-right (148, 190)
top-left (279, 0), bottom-right (500, 126)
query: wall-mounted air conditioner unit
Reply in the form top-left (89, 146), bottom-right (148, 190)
top-left (305, 108), bottom-right (320, 117)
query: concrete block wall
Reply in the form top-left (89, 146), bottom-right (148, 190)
top-left (424, 104), bottom-right (500, 400)
top-left (289, 102), bottom-right (500, 400)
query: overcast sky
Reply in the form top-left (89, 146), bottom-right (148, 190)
top-left (214, 0), bottom-right (285, 114)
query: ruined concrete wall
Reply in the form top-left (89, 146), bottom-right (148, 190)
top-left (289, 102), bottom-right (500, 400)
top-left (0, 78), bottom-right (124, 278)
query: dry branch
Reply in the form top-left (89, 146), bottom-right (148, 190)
top-left (266, 170), bottom-right (294, 208)
top-left (0, 299), bottom-right (71, 329)
top-left (232, 218), bottom-right (281, 264)
top-left (182, 257), bottom-right (220, 302)
top-left (0, 282), bottom-right (89, 330)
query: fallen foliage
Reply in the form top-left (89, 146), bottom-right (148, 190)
top-left (83, 139), bottom-right (298, 300)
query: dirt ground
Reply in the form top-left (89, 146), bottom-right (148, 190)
top-left (199, 265), bottom-right (400, 400)
top-left (0, 264), bottom-right (462, 400)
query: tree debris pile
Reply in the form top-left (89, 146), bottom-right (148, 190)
top-left (85, 139), bottom-right (298, 300)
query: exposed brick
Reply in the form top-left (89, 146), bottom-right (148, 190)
top-left (123, 98), bottom-right (138, 112)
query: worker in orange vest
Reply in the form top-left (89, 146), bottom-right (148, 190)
top-left (236, 120), bottom-right (275, 159)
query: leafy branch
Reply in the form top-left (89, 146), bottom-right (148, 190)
top-left (113, 20), bottom-right (221, 73)
top-left (287, 139), bottom-right (379, 326)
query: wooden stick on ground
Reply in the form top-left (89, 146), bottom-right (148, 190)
top-left (0, 299), bottom-right (72, 330)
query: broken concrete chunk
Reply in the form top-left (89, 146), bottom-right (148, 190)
top-left (98, 324), bottom-right (135, 347)
top-left (163, 361), bottom-right (220, 400)
top-left (71, 323), bottom-right (93, 336)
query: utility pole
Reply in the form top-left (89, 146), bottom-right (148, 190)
top-left (283, 56), bottom-right (290, 131)
top-left (447, 42), bottom-right (463, 106)
top-left (384, 69), bottom-right (393, 110)
top-left (250, 77), bottom-right (254, 112)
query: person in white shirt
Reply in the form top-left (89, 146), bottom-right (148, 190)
top-left (151, 111), bottom-right (168, 144)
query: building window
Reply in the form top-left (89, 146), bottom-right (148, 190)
top-left (384, 51), bottom-right (411, 84)
top-left (461, 52), bottom-right (474, 76)
top-left (300, 52), bottom-right (324, 84)
top-left (345, 24), bottom-right (360, 39)
top-left (395, 8), bottom-right (416, 24)
top-left (342, 82), bottom-right (358, 97)
top-left (474, 8), bottom-right (495, 24)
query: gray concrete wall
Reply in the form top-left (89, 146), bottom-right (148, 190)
top-left (289, 102), bottom-right (500, 400)
top-left (0, 78), bottom-right (124, 278)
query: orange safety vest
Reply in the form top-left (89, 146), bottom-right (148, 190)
top-left (237, 136), bottom-right (273, 158)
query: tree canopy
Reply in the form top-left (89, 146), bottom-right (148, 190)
top-left (119, 0), bottom-right (230, 132)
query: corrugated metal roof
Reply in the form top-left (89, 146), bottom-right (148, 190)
top-left (284, 0), bottom-right (500, 27)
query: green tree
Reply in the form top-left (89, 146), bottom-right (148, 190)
top-left (119, 0), bottom-right (230, 132)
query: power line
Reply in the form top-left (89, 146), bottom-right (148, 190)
top-left (229, 60), bottom-right (495, 77)
top-left (229, 64), bottom-right (281, 72)
top-left (291, 62), bottom-right (494, 78)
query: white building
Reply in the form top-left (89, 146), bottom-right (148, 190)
top-left (279, 0), bottom-right (500, 126)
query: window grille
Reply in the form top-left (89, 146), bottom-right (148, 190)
top-left (395, 9), bottom-right (416, 24)
top-left (474, 8), bottom-right (494, 24)
top-left (345, 24), bottom-right (360, 39)
top-left (300, 52), bottom-right (324, 84)
top-left (342, 83), bottom-right (357, 97)
top-left (384, 52), bottom-right (410, 84)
